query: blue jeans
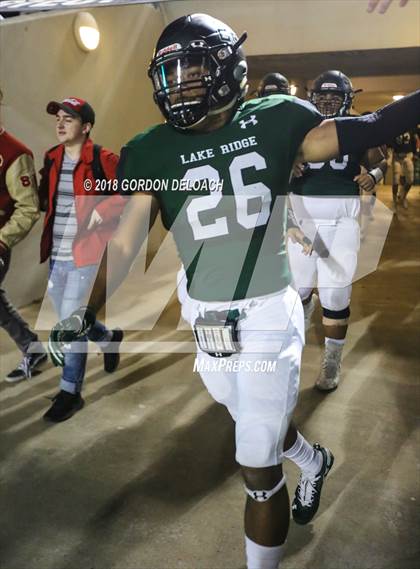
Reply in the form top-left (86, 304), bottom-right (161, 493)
top-left (48, 259), bottom-right (110, 394)
top-left (1, 248), bottom-right (39, 354)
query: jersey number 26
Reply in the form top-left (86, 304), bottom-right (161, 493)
top-left (185, 151), bottom-right (272, 240)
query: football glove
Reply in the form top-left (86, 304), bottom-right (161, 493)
top-left (48, 306), bottom-right (96, 367)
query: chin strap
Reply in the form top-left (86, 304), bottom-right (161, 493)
top-left (208, 94), bottom-right (241, 117)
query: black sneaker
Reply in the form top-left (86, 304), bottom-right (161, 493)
top-left (5, 351), bottom-right (48, 383)
top-left (43, 390), bottom-right (84, 423)
top-left (103, 328), bottom-right (124, 373)
top-left (292, 444), bottom-right (334, 525)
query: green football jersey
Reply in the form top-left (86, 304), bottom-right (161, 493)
top-left (120, 95), bottom-right (322, 302)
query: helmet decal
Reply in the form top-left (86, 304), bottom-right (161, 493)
top-left (320, 82), bottom-right (339, 89)
top-left (156, 43), bottom-right (182, 58)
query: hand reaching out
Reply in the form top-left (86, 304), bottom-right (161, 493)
top-left (292, 162), bottom-right (306, 179)
top-left (354, 166), bottom-right (376, 192)
top-left (367, 0), bottom-right (410, 14)
top-left (287, 228), bottom-right (313, 256)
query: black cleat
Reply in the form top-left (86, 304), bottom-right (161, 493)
top-left (103, 328), bottom-right (124, 373)
top-left (43, 390), bottom-right (84, 423)
top-left (292, 443), bottom-right (334, 525)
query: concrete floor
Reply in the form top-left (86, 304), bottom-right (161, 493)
top-left (1, 186), bottom-right (419, 569)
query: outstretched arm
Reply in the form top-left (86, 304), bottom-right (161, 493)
top-left (297, 119), bottom-right (339, 164)
top-left (297, 90), bottom-right (420, 164)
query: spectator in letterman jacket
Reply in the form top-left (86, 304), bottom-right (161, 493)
top-left (39, 96), bottom-right (125, 423)
top-left (0, 88), bottom-right (48, 382)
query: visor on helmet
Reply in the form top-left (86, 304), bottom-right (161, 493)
top-left (151, 51), bottom-right (216, 128)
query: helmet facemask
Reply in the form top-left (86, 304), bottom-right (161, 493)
top-left (149, 34), bottom-right (247, 129)
top-left (311, 91), bottom-right (351, 118)
top-left (150, 50), bottom-right (212, 128)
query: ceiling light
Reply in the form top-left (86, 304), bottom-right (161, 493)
top-left (73, 11), bottom-right (100, 52)
top-left (290, 84), bottom-right (297, 96)
top-left (392, 95), bottom-right (404, 101)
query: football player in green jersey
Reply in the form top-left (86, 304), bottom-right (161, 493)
top-left (46, 14), bottom-right (420, 569)
top-left (289, 70), bottom-right (387, 392)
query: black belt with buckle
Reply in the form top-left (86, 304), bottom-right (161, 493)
top-left (194, 309), bottom-right (241, 358)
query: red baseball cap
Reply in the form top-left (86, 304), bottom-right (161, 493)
top-left (46, 97), bottom-right (95, 125)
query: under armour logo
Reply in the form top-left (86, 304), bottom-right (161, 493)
top-left (253, 491), bottom-right (268, 501)
top-left (239, 115), bottom-right (258, 129)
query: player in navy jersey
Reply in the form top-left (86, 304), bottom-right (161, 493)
top-left (389, 129), bottom-right (417, 210)
top-left (289, 70), bottom-right (387, 392)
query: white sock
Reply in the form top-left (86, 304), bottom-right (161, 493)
top-left (283, 431), bottom-right (322, 476)
top-left (245, 536), bottom-right (285, 569)
top-left (325, 337), bottom-right (345, 346)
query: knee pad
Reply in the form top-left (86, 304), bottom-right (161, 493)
top-left (322, 306), bottom-right (350, 319)
top-left (322, 306), bottom-right (350, 326)
top-left (244, 475), bottom-right (287, 502)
